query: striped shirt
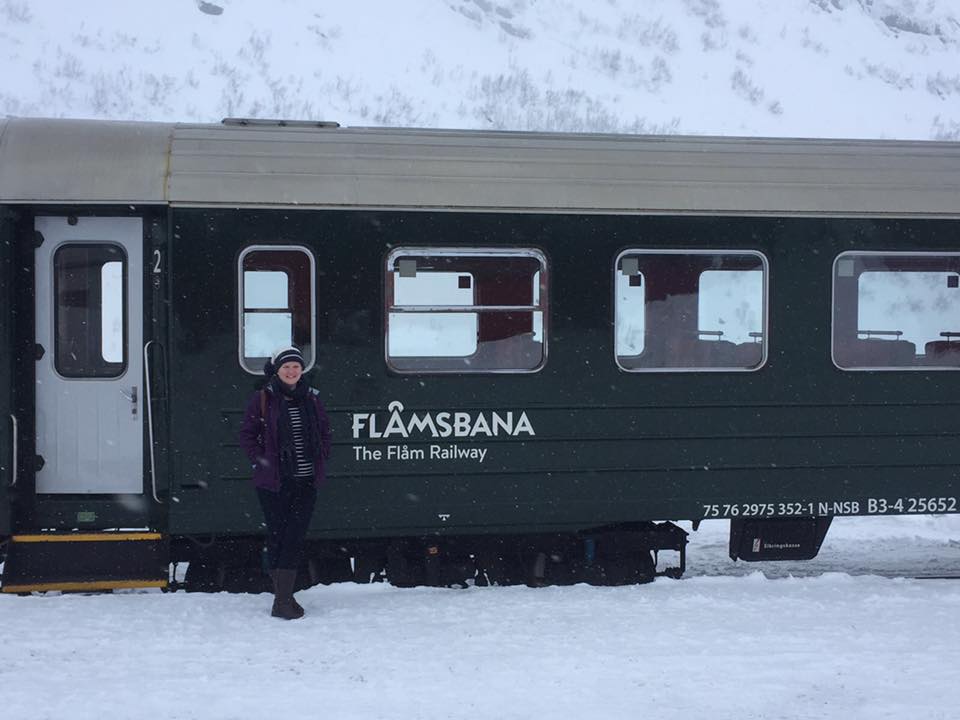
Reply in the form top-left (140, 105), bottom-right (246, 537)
top-left (287, 405), bottom-right (314, 478)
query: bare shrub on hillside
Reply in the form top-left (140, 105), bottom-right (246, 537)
top-left (862, 61), bottom-right (914, 90)
top-left (586, 48), bottom-right (672, 92)
top-left (373, 87), bottom-right (433, 127)
top-left (142, 74), bottom-right (178, 112)
top-left (541, 89), bottom-right (678, 134)
top-left (498, 20), bottom-right (530, 39)
top-left (331, 76), bottom-right (361, 104)
top-left (596, 49), bottom-right (624, 78)
top-left (738, 24), bottom-right (759, 44)
top-left (307, 22), bottom-right (342, 50)
top-left (650, 56), bottom-right (672, 89)
top-left (927, 73), bottom-right (960, 98)
top-left (801, 27), bottom-right (828, 53)
top-left (701, 31), bottom-right (727, 51)
top-left (72, 34), bottom-right (94, 50)
top-left (731, 69), bottom-right (764, 105)
top-left (1, 0), bottom-right (31, 23)
top-left (880, 10), bottom-right (940, 38)
top-left (577, 11), bottom-right (608, 35)
top-left (932, 116), bottom-right (960, 140)
top-left (90, 70), bottom-right (134, 117)
top-left (212, 61), bottom-right (247, 118)
top-left (454, 3), bottom-right (483, 24)
top-left (632, 117), bottom-right (681, 135)
top-left (617, 16), bottom-right (679, 53)
top-left (470, 68), bottom-right (678, 134)
top-left (0, 93), bottom-right (25, 114)
top-left (112, 33), bottom-right (140, 50)
top-left (239, 32), bottom-right (270, 70)
top-left (808, 0), bottom-right (843, 11)
top-left (265, 77), bottom-right (316, 120)
top-left (451, 0), bottom-right (531, 37)
top-left (54, 50), bottom-right (84, 81)
top-left (685, 0), bottom-right (725, 29)
top-left (475, 68), bottom-right (540, 126)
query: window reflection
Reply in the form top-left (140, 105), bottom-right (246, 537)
top-left (54, 244), bottom-right (127, 378)
top-left (616, 251), bottom-right (767, 371)
top-left (834, 253), bottom-right (960, 369)
top-left (386, 249), bottom-right (547, 373)
top-left (239, 247), bottom-right (314, 373)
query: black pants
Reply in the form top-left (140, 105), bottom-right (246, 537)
top-left (257, 477), bottom-right (317, 571)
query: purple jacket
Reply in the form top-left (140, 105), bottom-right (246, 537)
top-left (238, 385), bottom-right (332, 491)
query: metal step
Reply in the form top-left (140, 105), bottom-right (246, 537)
top-left (1, 532), bottom-right (169, 593)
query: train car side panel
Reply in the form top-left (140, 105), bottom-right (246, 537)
top-left (164, 209), bottom-right (960, 540)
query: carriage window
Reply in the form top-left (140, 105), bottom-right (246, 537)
top-left (54, 244), bottom-right (127, 378)
top-left (832, 252), bottom-right (960, 370)
top-left (239, 247), bottom-right (315, 374)
top-left (386, 248), bottom-right (547, 373)
top-left (615, 250), bottom-right (767, 371)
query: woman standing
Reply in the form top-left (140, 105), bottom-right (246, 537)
top-left (239, 346), bottom-right (331, 619)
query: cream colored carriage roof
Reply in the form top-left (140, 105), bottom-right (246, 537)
top-left (1, 116), bottom-right (958, 217)
top-left (0, 118), bottom-right (172, 205)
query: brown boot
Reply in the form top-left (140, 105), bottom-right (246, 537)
top-left (271, 569), bottom-right (305, 620)
top-left (269, 569), bottom-right (303, 615)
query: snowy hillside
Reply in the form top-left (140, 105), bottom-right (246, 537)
top-left (1, 0), bottom-right (959, 139)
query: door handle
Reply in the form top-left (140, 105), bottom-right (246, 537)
top-left (121, 386), bottom-right (138, 416)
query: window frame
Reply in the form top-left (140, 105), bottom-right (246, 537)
top-left (384, 246), bottom-right (549, 375)
top-left (613, 248), bottom-right (770, 373)
top-left (831, 250), bottom-right (960, 372)
top-left (52, 242), bottom-right (129, 380)
top-left (237, 244), bottom-right (316, 375)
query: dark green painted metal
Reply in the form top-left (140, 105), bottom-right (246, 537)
top-left (164, 209), bottom-right (960, 539)
top-left (0, 207), bottom-right (13, 535)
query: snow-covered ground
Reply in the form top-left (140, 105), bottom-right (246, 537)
top-left (3, 516), bottom-right (959, 720)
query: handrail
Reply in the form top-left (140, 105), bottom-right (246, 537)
top-left (390, 304), bottom-right (542, 313)
top-left (144, 341), bottom-right (161, 504)
top-left (858, 330), bottom-right (904, 339)
top-left (9, 413), bottom-right (17, 487)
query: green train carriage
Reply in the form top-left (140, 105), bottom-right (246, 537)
top-left (1, 117), bottom-right (958, 591)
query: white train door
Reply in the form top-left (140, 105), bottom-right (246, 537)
top-left (34, 216), bottom-right (143, 495)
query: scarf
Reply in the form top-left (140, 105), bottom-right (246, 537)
top-left (270, 376), bottom-right (322, 479)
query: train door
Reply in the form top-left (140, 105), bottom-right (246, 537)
top-left (33, 216), bottom-right (144, 497)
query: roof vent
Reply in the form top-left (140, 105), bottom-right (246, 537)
top-left (221, 118), bottom-right (340, 128)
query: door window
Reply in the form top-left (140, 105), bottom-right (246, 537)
top-left (53, 243), bottom-right (127, 378)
